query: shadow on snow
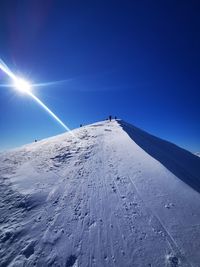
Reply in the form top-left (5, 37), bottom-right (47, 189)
top-left (120, 120), bottom-right (200, 194)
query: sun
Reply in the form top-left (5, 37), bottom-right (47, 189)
top-left (0, 58), bottom-right (71, 131)
top-left (13, 77), bottom-right (32, 94)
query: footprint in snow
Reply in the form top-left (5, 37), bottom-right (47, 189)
top-left (166, 254), bottom-right (179, 267)
top-left (22, 241), bottom-right (35, 258)
top-left (165, 203), bottom-right (175, 209)
top-left (65, 255), bottom-right (77, 267)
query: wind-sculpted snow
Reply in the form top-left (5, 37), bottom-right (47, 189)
top-left (0, 120), bottom-right (200, 266)
top-left (120, 121), bottom-right (200, 194)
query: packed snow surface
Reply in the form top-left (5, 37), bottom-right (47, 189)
top-left (0, 120), bottom-right (200, 267)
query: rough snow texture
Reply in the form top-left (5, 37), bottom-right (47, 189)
top-left (0, 120), bottom-right (200, 266)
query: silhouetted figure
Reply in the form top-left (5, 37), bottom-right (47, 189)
top-left (35, 139), bottom-right (37, 142)
top-left (115, 116), bottom-right (117, 120)
top-left (80, 124), bottom-right (82, 127)
top-left (109, 115), bottom-right (112, 121)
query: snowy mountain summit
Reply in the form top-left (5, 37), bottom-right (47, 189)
top-left (195, 152), bottom-right (200, 157)
top-left (1, 120), bottom-right (200, 267)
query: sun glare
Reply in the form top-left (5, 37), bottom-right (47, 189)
top-left (13, 77), bottom-right (32, 94)
top-left (0, 58), bottom-right (71, 132)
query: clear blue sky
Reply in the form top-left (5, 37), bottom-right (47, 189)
top-left (0, 1), bottom-right (199, 152)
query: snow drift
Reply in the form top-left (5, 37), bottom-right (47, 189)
top-left (0, 120), bottom-right (200, 267)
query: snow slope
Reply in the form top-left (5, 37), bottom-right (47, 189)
top-left (0, 120), bottom-right (200, 267)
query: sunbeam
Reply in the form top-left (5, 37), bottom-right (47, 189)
top-left (0, 59), bottom-right (70, 132)
top-left (32, 79), bottom-right (73, 88)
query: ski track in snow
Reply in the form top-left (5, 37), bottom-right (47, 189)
top-left (0, 120), bottom-right (200, 266)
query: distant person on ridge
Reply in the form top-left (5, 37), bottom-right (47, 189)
top-left (109, 115), bottom-right (112, 121)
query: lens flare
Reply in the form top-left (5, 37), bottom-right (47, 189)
top-left (0, 59), bottom-right (70, 132)
top-left (13, 77), bottom-right (32, 93)
top-left (28, 91), bottom-right (70, 131)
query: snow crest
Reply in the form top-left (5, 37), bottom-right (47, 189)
top-left (0, 120), bottom-right (199, 266)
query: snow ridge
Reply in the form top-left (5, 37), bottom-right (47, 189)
top-left (0, 120), bottom-right (200, 266)
top-left (120, 120), bottom-right (200, 193)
